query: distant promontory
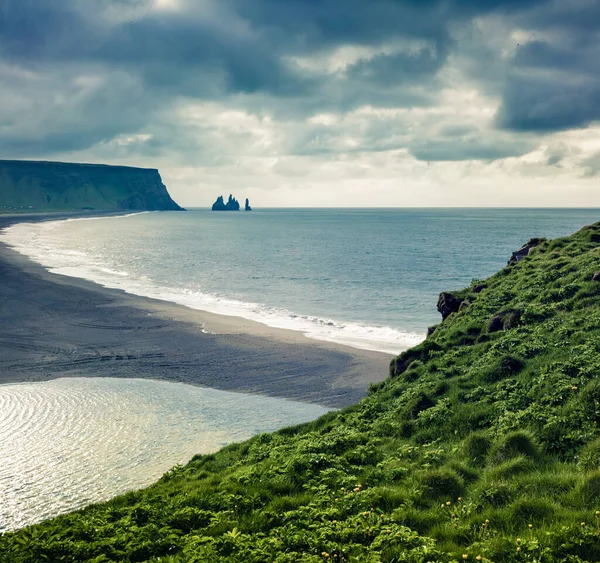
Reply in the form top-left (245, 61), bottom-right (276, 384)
top-left (212, 194), bottom-right (252, 211)
top-left (0, 160), bottom-right (184, 212)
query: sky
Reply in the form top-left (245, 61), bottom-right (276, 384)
top-left (1, 0), bottom-right (599, 207)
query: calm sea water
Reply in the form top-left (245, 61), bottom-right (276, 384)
top-left (3, 208), bottom-right (600, 354)
top-left (0, 378), bottom-right (330, 531)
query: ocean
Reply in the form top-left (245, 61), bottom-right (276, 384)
top-left (3, 208), bottom-right (599, 355)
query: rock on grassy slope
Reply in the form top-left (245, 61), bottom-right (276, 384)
top-left (4, 224), bottom-right (600, 562)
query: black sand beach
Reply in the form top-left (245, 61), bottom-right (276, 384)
top-left (0, 213), bottom-right (392, 408)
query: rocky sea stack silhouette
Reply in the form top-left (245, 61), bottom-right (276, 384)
top-left (211, 194), bottom-right (253, 211)
top-left (211, 194), bottom-right (240, 211)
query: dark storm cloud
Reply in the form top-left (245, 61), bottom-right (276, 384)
top-left (0, 0), bottom-right (597, 159)
top-left (494, 2), bottom-right (600, 132)
top-left (344, 43), bottom-right (448, 86)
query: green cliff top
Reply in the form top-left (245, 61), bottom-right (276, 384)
top-left (4, 222), bottom-right (600, 562)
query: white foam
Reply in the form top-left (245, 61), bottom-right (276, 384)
top-left (1, 217), bottom-right (425, 355)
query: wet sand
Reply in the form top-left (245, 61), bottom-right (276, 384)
top-left (0, 212), bottom-right (392, 408)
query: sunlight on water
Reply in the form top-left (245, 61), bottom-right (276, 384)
top-left (0, 378), bottom-right (331, 531)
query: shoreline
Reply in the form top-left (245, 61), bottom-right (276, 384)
top-left (0, 212), bottom-right (392, 408)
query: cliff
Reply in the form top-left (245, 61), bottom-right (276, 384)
top-left (0, 160), bottom-right (184, 212)
top-left (5, 223), bottom-right (600, 562)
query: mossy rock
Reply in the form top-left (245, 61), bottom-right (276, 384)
top-left (488, 431), bottom-right (541, 466)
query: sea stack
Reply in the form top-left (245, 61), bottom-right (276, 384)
top-left (245, 198), bottom-right (252, 211)
top-left (212, 194), bottom-right (240, 211)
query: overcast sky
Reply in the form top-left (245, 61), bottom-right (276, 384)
top-left (1, 0), bottom-right (599, 207)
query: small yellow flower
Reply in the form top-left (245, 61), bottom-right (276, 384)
top-left (581, 522), bottom-right (586, 527)
top-left (517, 546), bottom-right (521, 552)
top-left (516, 538), bottom-right (521, 543)
top-left (447, 501), bottom-right (452, 506)
top-left (476, 557), bottom-right (482, 562)
top-left (528, 524), bottom-right (533, 529)
top-left (485, 519), bottom-right (489, 524)
top-left (458, 497), bottom-right (463, 501)
top-left (595, 510), bottom-right (600, 516)
top-left (462, 554), bottom-right (468, 560)
top-left (321, 552), bottom-right (329, 558)
top-left (572, 386), bottom-right (579, 390)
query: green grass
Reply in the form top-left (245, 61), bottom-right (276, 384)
top-left (4, 224), bottom-right (600, 561)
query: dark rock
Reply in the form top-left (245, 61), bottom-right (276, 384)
top-left (245, 198), bottom-right (252, 211)
top-left (407, 392), bottom-right (435, 418)
top-left (472, 284), bottom-right (486, 293)
top-left (590, 233), bottom-right (600, 243)
top-left (390, 340), bottom-right (442, 378)
top-left (487, 315), bottom-right (504, 333)
top-left (390, 348), bottom-right (422, 378)
top-left (212, 194), bottom-right (240, 211)
top-left (508, 238), bottom-right (545, 264)
top-left (427, 325), bottom-right (439, 337)
top-left (459, 300), bottom-right (471, 311)
top-left (437, 292), bottom-right (464, 320)
top-left (488, 308), bottom-right (522, 333)
top-left (593, 272), bottom-right (600, 282)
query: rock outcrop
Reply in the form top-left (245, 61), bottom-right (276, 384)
top-left (487, 308), bottom-right (522, 333)
top-left (245, 198), bottom-right (252, 211)
top-left (508, 238), bottom-right (545, 264)
top-left (0, 160), bottom-right (184, 212)
top-left (212, 194), bottom-right (240, 211)
top-left (437, 292), bottom-right (464, 320)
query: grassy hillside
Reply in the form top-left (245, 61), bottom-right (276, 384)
top-left (0, 160), bottom-right (183, 212)
top-left (3, 223), bottom-right (600, 562)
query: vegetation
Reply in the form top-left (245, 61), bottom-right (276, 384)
top-left (4, 223), bottom-right (600, 562)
